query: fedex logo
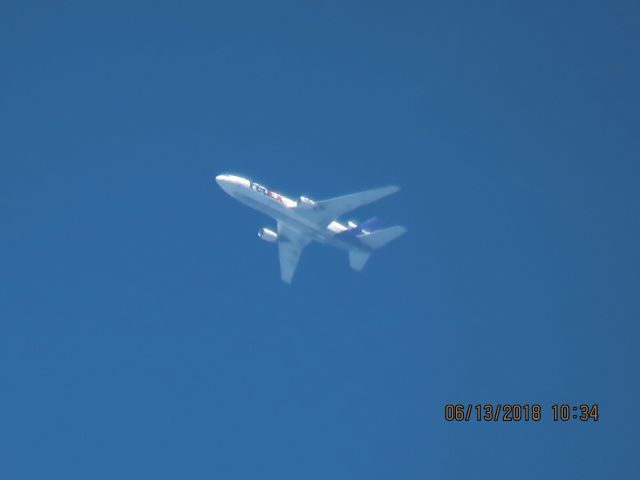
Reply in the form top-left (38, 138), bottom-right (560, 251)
top-left (251, 182), bottom-right (285, 204)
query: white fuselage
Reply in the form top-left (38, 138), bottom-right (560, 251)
top-left (215, 174), bottom-right (358, 251)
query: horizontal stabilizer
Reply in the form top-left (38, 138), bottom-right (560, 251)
top-left (358, 226), bottom-right (407, 250)
top-left (348, 249), bottom-right (371, 271)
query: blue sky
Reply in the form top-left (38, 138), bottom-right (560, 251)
top-left (1, 1), bottom-right (639, 478)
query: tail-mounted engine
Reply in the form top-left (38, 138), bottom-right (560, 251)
top-left (258, 227), bottom-right (278, 243)
top-left (298, 196), bottom-right (318, 209)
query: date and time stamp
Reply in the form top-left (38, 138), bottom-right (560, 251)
top-left (444, 403), bottom-right (599, 423)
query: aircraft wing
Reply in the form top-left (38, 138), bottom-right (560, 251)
top-left (313, 186), bottom-right (400, 224)
top-left (277, 221), bottom-right (311, 284)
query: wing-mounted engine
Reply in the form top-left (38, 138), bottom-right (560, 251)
top-left (258, 227), bottom-right (278, 243)
top-left (298, 196), bottom-right (318, 209)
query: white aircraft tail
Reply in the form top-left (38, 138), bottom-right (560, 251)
top-left (348, 225), bottom-right (406, 271)
top-left (358, 225), bottom-right (407, 250)
top-left (349, 249), bottom-right (371, 271)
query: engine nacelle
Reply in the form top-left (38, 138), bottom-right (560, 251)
top-left (258, 227), bottom-right (278, 243)
top-left (298, 196), bottom-right (318, 209)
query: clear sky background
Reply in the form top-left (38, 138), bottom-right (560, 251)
top-left (1, 1), bottom-right (639, 478)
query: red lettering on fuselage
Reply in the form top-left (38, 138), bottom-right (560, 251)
top-left (251, 182), bottom-right (284, 205)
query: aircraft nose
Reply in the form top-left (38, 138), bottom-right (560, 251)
top-left (215, 174), bottom-right (251, 193)
top-left (215, 174), bottom-right (227, 185)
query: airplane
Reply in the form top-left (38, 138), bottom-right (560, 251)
top-left (215, 174), bottom-right (407, 284)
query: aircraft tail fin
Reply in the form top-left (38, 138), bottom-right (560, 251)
top-left (348, 249), bottom-right (371, 271)
top-left (357, 216), bottom-right (385, 233)
top-left (358, 225), bottom-right (407, 250)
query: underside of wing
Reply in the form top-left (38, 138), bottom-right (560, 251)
top-left (277, 222), bottom-right (310, 284)
top-left (313, 185), bottom-right (400, 224)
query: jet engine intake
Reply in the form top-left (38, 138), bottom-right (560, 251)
top-left (298, 196), bottom-right (318, 209)
top-left (258, 227), bottom-right (278, 243)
